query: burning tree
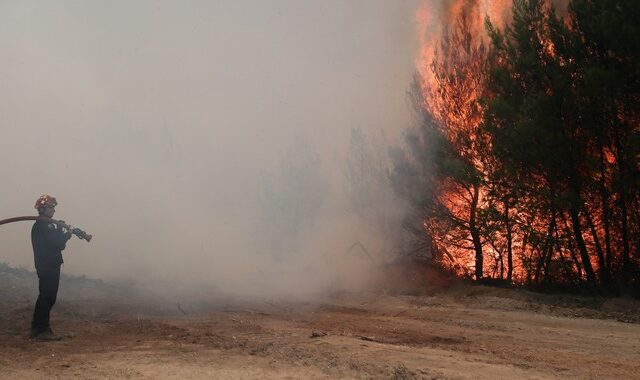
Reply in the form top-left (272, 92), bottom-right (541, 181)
top-left (393, 0), bottom-right (639, 292)
top-left (484, 0), bottom-right (640, 289)
top-left (392, 4), bottom-right (491, 280)
top-left (568, 0), bottom-right (640, 288)
top-left (427, 5), bottom-right (491, 280)
top-left (484, 0), bottom-right (599, 286)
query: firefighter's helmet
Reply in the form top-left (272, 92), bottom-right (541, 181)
top-left (34, 194), bottom-right (58, 210)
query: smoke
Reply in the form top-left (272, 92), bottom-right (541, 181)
top-left (0, 1), bottom-right (420, 298)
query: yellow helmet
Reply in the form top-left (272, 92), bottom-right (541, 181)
top-left (34, 194), bottom-right (58, 210)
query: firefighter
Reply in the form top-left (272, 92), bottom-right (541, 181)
top-left (30, 195), bottom-right (72, 341)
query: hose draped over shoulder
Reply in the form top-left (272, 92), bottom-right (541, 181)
top-left (0, 216), bottom-right (92, 242)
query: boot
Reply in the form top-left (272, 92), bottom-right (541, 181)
top-left (32, 328), bottom-right (63, 341)
top-left (29, 328), bottom-right (42, 339)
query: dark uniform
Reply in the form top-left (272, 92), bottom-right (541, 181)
top-left (31, 219), bottom-right (71, 335)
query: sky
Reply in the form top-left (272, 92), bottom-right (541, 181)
top-left (0, 0), bottom-right (421, 297)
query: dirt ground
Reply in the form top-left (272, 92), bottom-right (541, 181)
top-left (1, 264), bottom-right (640, 379)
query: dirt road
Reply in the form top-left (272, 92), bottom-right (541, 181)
top-left (1, 283), bottom-right (639, 379)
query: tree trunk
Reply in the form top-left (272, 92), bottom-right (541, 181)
top-left (569, 207), bottom-right (597, 286)
top-left (555, 224), bottom-right (578, 286)
top-left (615, 132), bottom-right (632, 286)
top-left (535, 209), bottom-right (556, 284)
top-left (618, 182), bottom-right (632, 286)
top-left (505, 199), bottom-right (514, 282)
top-left (585, 208), bottom-right (606, 287)
top-left (562, 214), bottom-right (584, 283)
top-left (599, 146), bottom-right (613, 287)
top-left (469, 184), bottom-right (483, 280)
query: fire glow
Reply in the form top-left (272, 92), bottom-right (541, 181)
top-left (415, 0), bottom-right (512, 88)
top-left (413, 0), bottom-right (603, 282)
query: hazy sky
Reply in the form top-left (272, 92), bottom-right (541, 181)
top-left (0, 1), bottom-right (421, 296)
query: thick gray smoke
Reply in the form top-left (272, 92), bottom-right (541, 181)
top-left (0, 1), bottom-right (419, 298)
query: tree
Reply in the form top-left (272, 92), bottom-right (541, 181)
top-left (483, 0), bottom-right (640, 289)
top-left (426, 6), bottom-right (491, 280)
top-left (568, 0), bottom-right (640, 288)
top-left (391, 4), bottom-right (492, 280)
top-left (484, 0), bottom-right (602, 286)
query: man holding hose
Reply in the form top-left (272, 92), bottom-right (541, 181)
top-left (30, 194), bottom-right (72, 341)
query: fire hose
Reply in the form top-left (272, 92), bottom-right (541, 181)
top-left (0, 216), bottom-right (92, 242)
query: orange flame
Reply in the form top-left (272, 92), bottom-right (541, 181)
top-left (415, 0), bottom-right (569, 89)
top-left (413, 0), bottom-right (574, 281)
top-left (415, 0), bottom-right (512, 89)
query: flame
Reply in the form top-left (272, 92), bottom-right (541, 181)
top-left (414, 0), bottom-right (579, 281)
top-left (415, 0), bottom-right (512, 89)
top-left (415, 0), bottom-right (569, 87)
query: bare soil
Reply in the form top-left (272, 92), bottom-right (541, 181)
top-left (1, 263), bottom-right (639, 379)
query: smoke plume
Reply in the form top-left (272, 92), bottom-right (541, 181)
top-left (0, 0), bottom-right (421, 298)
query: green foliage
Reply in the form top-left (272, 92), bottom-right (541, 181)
top-left (481, 0), bottom-right (639, 290)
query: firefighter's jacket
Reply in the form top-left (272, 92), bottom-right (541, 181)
top-left (31, 220), bottom-right (71, 272)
